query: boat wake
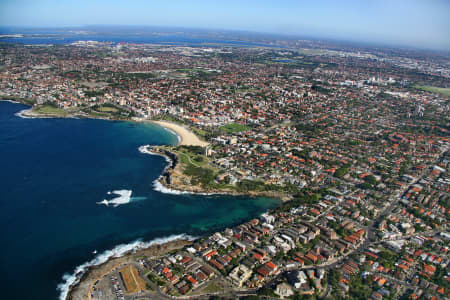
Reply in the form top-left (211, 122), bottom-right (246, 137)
top-left (57, 233), bottom-right (197, 300)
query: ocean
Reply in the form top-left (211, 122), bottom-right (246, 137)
top-left (0, 101), bottom-right (280, 299)
top-left (0, 32), bottom-right (274, 48)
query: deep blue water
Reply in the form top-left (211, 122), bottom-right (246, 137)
top-left (0, 101), bottom-right (280, 300)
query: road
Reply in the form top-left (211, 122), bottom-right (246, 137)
top-left (94, 149), bottom-right (448, 300)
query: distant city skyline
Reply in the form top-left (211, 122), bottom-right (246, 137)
top-left (1, 0), bottom-right (449, 50)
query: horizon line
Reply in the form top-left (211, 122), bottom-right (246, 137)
top-left (0, 24), bottom-right (449, 53)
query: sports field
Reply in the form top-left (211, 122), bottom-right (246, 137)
top-left (119, 265), bottom-right (146, 294)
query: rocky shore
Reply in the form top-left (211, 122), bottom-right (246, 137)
top-left (149, 145), bottom-right (292, 201)
top-left (68, 239), bottom-right (192, 300)
top-left (15, 105), bottom-right (121, 121)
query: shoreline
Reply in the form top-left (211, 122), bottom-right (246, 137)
top-left (150, 120), bottom-right (209, 147)
top-left (8, 100), bottom-right (290, 200)
top-left (142, 145), bottom-right (292, 201)
top-left (0, 99), bottom-right (20, 104)
top-left (7, 100), bottom-right (291, 201)
top-left (6, 100), bottom-right (206, 147)
top-left (4, 99), bottom-right (290, 299)
top-left (63, 235), bottom-right (195, 300)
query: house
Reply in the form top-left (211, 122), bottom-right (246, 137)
top-left (195, 270), bottom-right (208, 282)
top-left (200, 266), bottom-right (214, 278)
top-left (203, 249), bottom-right (217, 261)
top-left (305, 253), bottom-right (318, 263)
top-left (261, 213), bottom-right (275, 224)
top-left (265, 261), bottom-right (278, 274)
top-left (257, 265), bottom-right (272, 277)
top-left (286, 270), bottom-right (307, 288)
top-left (185, 275), bottom-right (198, 287)
top-left (275, 282), bottom-right (294, 299)
top-left (209, 259), bottom-right (224, 270)
top-left (178, 284), bottom-right (190, 295)
top-left (229, 264), bottom-right (252, 287)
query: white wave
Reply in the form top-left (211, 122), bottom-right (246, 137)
top-left (57, 233), bottom-right (197, 300)
top-left (138, 144), bottom-right (151, 154)
top-left (14, 109), bottom-right (37, 119)
top-left (97, 190), bottom-right (132, 207)
top-left (97, 199), bottom-right (109, 206)
top-left (1, 99), bottom-right (20, 104)
top-left (153, 179), bottom-right (189, 195)
top-left (152, 178), bottom-right (216, 196)
top-left (139, 145), bottom-right (219, 196)
top-left (161, 127), bottom-right (181, 144)
top-left (138, 145), bottom-right (171, 163)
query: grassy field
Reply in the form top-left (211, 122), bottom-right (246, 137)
top-left (83, 104), bottom-right (132, 119)
top-left (174, 146), bottom-right (212, 169)
top-left (119, 265), bottom-right (146, 294)
top-left (35, 105), bottom-right (67, 115)
top-left (167, 145), bottom-right (221, 188)
top-left (189, 280), bottom-right (224, 296)
top-left (414, 85), bottom-right (450, 97)
top-left (95, 105), bottom-right (119, 113)
top-left (192, 127), bottom-right (209, 139)
top-left (147, 272), bottom-right (165, 286)
top-left (220, 122), bottom-right (250, 133)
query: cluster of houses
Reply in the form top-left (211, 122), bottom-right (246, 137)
top-left (1, 42), bottom-right (449, 299)
top-left (141, 253), bottom-right (215, 295)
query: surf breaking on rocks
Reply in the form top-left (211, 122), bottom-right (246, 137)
top-left (57, 233), bottom-right (197, 300)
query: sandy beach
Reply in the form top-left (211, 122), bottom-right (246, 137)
top-left (151, 120), bottom-right (209, 147)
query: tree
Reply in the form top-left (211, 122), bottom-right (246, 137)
top-left (335, 167), bottom-right (349, 179)
top-left (364, 175), bottom-right (377, 186)
top-left (329, 269), bottom-right (341, 287)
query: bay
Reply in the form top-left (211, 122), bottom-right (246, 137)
top-left (0, 101), bottom-right (280, 299)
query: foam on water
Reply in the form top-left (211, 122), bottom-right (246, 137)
top-left (97, 190), bottom-right (132, 207)
top-left (14, 109), bottom-right (37, 119)
top-left (138, 145), bottom-right (217, 196)
top-left (152, 178), bottom-right (216, 196)
top-left (152, 179), bottom-right (189, 195)
top-left (0, 99), bottom-right (20, 104)
top-left (162, 127), bottom-right (181, 144)
top-left (57, 233), bottom-right (197, 300)
top-left (138, 145), bottom-right (171, 163)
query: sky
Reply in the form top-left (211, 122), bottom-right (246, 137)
top-left (0, 0), bottom-right (449, 50)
